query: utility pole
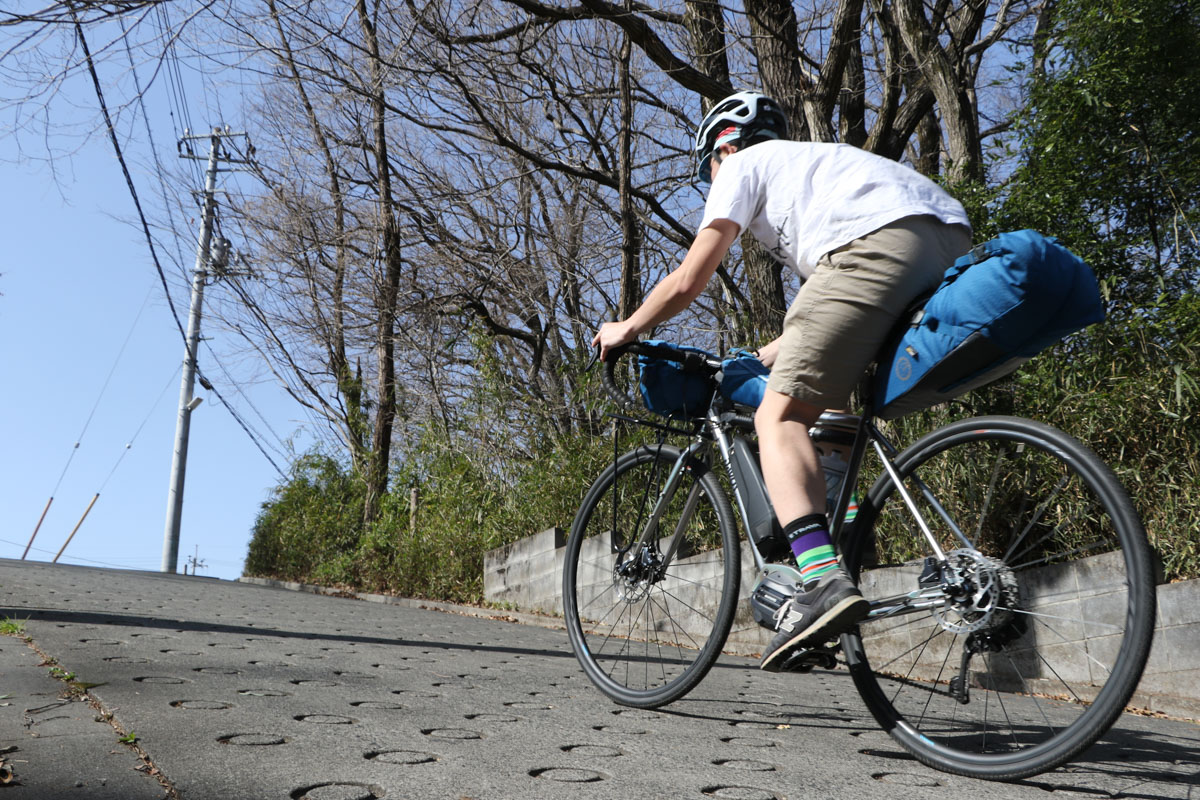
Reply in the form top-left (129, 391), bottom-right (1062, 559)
top-left (186, 545), bottom-right (207, 576)
top-left (161, 127), bottom-right (249, 574)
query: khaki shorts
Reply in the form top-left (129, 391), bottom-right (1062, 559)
top-left (768, 215), bottom-right (972, 408)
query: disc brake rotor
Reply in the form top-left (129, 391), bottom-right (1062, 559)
top-left (613, 544), bottom-right (662, 603)
top-left (933, 549), bottom-right (1020, 634)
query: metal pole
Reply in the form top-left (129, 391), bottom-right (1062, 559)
top-left (54, 493), bottom-right (100, 563)
top-left (161, 132), bottom-right (221, 573)
top-left (23, 496), bottom-right (54, 559)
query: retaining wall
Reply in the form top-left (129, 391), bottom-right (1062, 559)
top-left (484, 527), bottom-right (1200, 721)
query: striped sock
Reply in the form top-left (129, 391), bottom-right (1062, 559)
top-left (842, 490), bottom-right (858, 525)
top-left (784, 514), bottom-right (838, 589)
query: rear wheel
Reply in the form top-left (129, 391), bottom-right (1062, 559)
top-left (563, 444), bottom-right (740, 708)
top-left (841, 416), bottom-right (1155, 780)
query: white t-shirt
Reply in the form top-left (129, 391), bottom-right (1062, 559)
top-left (699, 140), bottom-right (971, 280)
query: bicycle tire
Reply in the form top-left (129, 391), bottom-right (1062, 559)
top-left (840, 416), bottom-right (1155, 780)
top-left (563, 444), bottom-right (740, 708)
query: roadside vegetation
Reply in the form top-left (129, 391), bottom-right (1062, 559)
top-left (0, 617), bottom-right (28, 638)
top-left (245, 433), bottom-right (620, 602)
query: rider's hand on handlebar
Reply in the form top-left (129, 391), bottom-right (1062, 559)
top-left (592, 319), bottom-right (639, 362)
top-left (755, 337), bottom-right (781, 368)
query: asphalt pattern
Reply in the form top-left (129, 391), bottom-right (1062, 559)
top-left (1, 558), bottom-right (1197, 800)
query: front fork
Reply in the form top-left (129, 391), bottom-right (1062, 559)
top-left (618, 440), bottom-right (712, 581)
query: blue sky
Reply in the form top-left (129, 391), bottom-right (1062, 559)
top-left (1, 140), bottom-right (305, 581)
top-left (0, 21), bottom-right (307, 580)
top-left (0, 142), bottom-right (306, 580)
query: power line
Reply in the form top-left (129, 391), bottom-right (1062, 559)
top-left (200, 374), bottom-right (288, 480)
top-left (48, 286), bottom-right (154, 495)
top-left (199, 341), bottom-right (292, 463)
top-left (17, 10), bottom-right (293, 576)
top-left (121, 14), bottom-right (190, 273)
top-left (2, 537), bottom-right (162, 571)
top-left (72, 12), bottom-right (188, 345)
top-left (98, 365), bottom-right (181, 493)
top-left (24, 282), bottom-right (159, 559)
top-left (153, 2), bottom-right (202, 188)
top-left (78, 14), bottom-right (290, 495)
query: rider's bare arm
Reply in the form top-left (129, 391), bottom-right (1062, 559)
top-left (593, 219), bottom-right (739, 360)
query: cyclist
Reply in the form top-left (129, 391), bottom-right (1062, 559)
top-left (592, 91), bottom-right (972, 670)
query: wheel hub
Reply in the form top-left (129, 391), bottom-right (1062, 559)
top-left (613, 544), bottom-right (663, 603)
top-left (933, 549), bottom-right (1020, 634)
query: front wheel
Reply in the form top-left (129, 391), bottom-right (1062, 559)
top-left (841, 416), bottom-right (1156, 780)
top-left (563, 444), bottom-right (740, 708)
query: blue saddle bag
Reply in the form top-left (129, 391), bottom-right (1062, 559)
top-left (873, 230), bottom-right (1105, 420)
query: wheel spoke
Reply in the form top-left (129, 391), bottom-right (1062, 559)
top-left (1001, 649), bottom-right (1059, 738)
top-left (648, 590), bottom-right (704, 652)
top-left (1012, 606), bottom-right (1124, 636)
top-left (1010, 539), bottom-right (1109, 571)
top-left (889, 624), bottom-right (944, 706)
top-left (1002, 474), bottom-right (1069, 564)
top-left (845, 418), bottom-right (1154, 779)
top-left (916, 634), bottom-right (958, 730)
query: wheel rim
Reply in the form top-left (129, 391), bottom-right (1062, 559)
top-left (568, 448), bottom-right (735, 700)
top-left (846, 421), bottom-right (1152, 769)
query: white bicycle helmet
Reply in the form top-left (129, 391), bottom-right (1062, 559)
top-left (694, 91), bottom-right (788, 183)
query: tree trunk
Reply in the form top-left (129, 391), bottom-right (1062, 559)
top-left (892, 0), bottom-right (985, 183)
top-left (684, 0), bottom-right (731, 89)
top-left (267, 0), bottom-right (367, 473)
top-left (357, 0), bottom-right (401, 526)
top-left (617, 5), bottom-right (641, 321)
top-left (743, 0), bottom-right (812, 141)
top-left (741, 239), bottom-right (786, 343)
top-left (910, 109), bottom-right (943, 177)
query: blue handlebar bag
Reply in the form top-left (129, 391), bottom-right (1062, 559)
top-left (719, 351), bottom-right (770, 409)
top-left (637, 340), bottom-right (718, 419)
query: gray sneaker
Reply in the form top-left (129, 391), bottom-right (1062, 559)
top-left (759, 566), bottom-right (869, 672)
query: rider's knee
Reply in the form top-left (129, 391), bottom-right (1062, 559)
top-left (754, 390), bottom-right (823, 434)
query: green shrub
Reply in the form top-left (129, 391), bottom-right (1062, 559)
top-left (244, 453), bottom-right (365, 582)
top-left (243, 427), bottom-right (620, 603)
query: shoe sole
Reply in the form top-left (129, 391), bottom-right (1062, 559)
top-left (759, 595), bottom-right (870, 671)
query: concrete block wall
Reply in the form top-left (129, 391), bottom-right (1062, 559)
top-left (484, 530), bottom-right (1200, 721)
top-left (483, 527), bottom-right (566, 616)
top-left (1137, 579), bottom-right (1200, 719)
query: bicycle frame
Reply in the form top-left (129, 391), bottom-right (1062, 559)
top-left (579, 342), bottom-right (1156, 777)
top-left (618, 403), bottom-right (966, 626)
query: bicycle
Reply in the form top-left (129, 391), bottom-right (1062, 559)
top-left (562, 339), bottom-right (1156, 781)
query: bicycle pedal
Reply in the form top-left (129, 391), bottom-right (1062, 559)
top-left (778, 643), bottom-right (839, 674)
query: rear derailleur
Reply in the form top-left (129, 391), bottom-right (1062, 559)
top-left (949, 620), bottom-right (1029, 704)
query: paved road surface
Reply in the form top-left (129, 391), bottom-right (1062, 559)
top-left (0, 559), bottom-right (1196, 799)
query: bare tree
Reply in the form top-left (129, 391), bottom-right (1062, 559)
top-left (1, 2), bottom-right (171, 27)
top-left (206, 1), bottom-right (426, 523)
top-left (218, 0), bottom-right (1040, 471)
top-left (4, 0), bottom-right (1046, 520)
top-left (401, 0), bottom-right (1038, 343)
